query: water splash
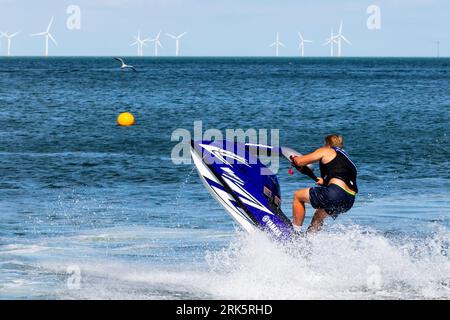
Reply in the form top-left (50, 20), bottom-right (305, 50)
top-left (2, 224), bottom-right (448, 299)
top-left (202, 225), bottom-right (450, 299)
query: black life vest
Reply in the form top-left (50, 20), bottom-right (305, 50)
top-left (319, 147), bottom-right (358, 193)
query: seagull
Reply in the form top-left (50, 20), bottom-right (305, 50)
top-left (114, 57), bottom-right (137, 72)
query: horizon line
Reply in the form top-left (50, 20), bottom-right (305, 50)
top-left (0, 55), bottom-right (448, 58)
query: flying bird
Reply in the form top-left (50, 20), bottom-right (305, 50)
top-left (114, 57), bottom-right (137, 72)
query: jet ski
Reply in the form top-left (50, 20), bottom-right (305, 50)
top-left (190, 140), bottom-right (312, 242)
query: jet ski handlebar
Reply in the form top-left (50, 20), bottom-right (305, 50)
top-left (289, 155), bottom-right (320, 182)
top-left (244, 144), bottom-right (319, 182)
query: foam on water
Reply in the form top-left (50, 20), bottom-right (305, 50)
top-left (203, 225), bottom-right (450, 299)
top-left (2, 224), bottom-right (447, 299)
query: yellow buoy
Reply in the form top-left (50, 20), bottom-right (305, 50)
top-left (117, 112), bottom-right (135, 126)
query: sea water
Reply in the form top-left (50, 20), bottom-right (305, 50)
top-left (0, 57), bottom-right (449, 299)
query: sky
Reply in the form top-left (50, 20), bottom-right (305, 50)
top-left (0, 0), bottom-right (448, 57)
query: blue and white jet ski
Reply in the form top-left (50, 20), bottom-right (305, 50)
top-left (190, 140), bottom-right (311, 242)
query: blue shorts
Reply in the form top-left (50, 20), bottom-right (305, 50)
top-left (309, 184), bottom-right (355, 219)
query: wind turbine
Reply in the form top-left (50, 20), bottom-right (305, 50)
top-left (334, 20), bottom-right (351, 57)
top-left (31, 16), bottom-right (57, 57)
top-left (433, 41), bottom-right (440, 57)
top-left (130, 31), bottom-right (150, 56)
top-left (323, 29), bottom-right (338, 57)
top-left (297, 32), bottom-right (312, 57)
top-left (270, 32), bottom-right (285, 57)
top-left (149, 30), bottom-right (163, 56)
top-left (1, 32), bottom-right (20, 56)
top-left (166, 32), bottom-right (187, 56)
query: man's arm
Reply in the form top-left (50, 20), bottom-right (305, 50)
top-left (290, 148), bottom-right (325, 183)
top-left (298, 165), bottom-right (319, 182)
top-left (293, 148), bottom-right (325, 167)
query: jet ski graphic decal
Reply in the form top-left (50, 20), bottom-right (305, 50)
top-left (191, 140), bottom-right (295, 241)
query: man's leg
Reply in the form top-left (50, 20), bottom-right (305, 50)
top-left (307, 209), bottom-right (328, 234)
top-left (292, 188), bottom-right (311, 229)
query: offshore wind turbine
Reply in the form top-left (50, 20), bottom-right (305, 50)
top-left (433, 41), bottom-right (440, 57)
top-left (149, 30), bottom-right (163, 56)
top-left (334, 20), bottom-right (351, 57)
top-left (31, 16), bottom-right (57, 57)
top-left (270, 32), bottom-right (285, 57)
top-left (130, 31), bottom-right (150, 56)
top-left (166, 32), bottom-right (187, 56)
top-left (297, 32), bottom-right (312, 57)
top-left (1, 31), bottom-right (20, 56)
top-left (323, 29), bottom-right (337, 57)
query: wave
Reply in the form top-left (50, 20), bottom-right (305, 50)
top-left (203, 225), bottom-right (450, 299)
top-left (1, 224), bottom-right (448, 299)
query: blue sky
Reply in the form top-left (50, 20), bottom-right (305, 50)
top-left (0, 0), bottom-right (448, 56)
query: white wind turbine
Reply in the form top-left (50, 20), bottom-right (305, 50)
top-left (1, 31), bottom-right (20, 56)
top-left (270, 32), bottom-right (285, 57)
top-left (323, 29), bottom-right (338, 57)
top-left (130, 31), bottom-right (150, 56)
top-left (297, 32), bottom-right (312, 57)
top-left (31, 16), bottom-right (57, 57)
top-left (166, 32), bottom-right (187, 56)
top-left (334, 20), bottom-right (351, 57)
top-left (0, 32), bottom-right (4, 52)
top-left (433, 41), bottom-right (440, 58)
top-left (149, 30), bottom-right (163, 56)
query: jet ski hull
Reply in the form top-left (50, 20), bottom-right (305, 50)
top-left (191, 140), bottom-right (294, 242)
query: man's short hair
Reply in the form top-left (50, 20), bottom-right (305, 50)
top-left (325, 134), bottom-right (344, 148)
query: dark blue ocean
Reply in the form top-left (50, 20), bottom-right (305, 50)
top-left (0, 57), bottom-right (449, 299)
